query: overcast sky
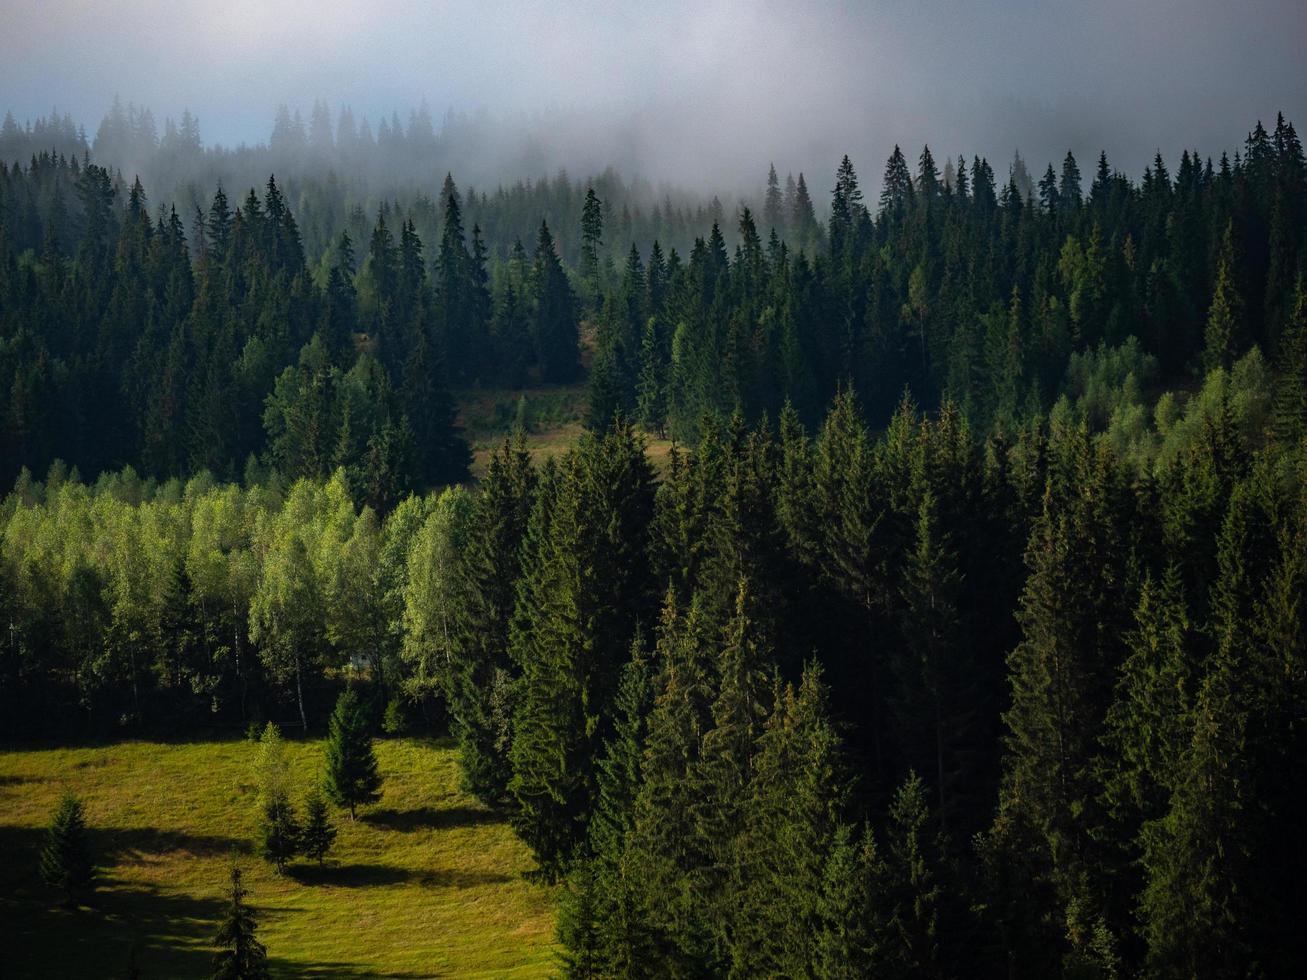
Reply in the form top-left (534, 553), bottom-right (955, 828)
top-left (2, 0), bottom-right (1304, 188)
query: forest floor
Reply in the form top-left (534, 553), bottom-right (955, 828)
top-left (0, 737), bottom-right (556, 978)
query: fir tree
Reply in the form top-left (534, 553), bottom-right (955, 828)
top-left (257, 797), bottom-right (300, 874)
top-left (1202, 221), bottom-right (1245, 373)
top-left (324, 688), bottom-right (383, 819)
top-left (300, 789), bottom-right (337, 865)
top-left (40, 790), bottom-right (96, 906)
top-left (212, 862), bottom-right (270, 980)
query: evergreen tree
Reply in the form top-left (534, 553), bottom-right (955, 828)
top-left (1203, 221), bottom-right (1245, 373)
top-left (300, 789), bottom-right (337, 865)
top-left (580, 188), bottom-right (604, 289)
top-left (212, 862), bottom-right (270, 980)
top-left (324, 688), bottom-right (383, 819)
top-left (257, 796), bottom-right (300, 874)
top-left (40, 790), bottom-right (96, 906)
top-left (449, 434), bottom-right (535, 804)
top-left (528, 221), bottom-right (581, 383)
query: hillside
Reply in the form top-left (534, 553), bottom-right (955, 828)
top-left (0, 738), bottom-right (555, 978)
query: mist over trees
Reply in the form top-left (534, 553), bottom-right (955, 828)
top-left (2, 97), bottom-right (1306, 977)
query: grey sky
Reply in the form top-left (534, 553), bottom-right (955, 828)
top-left (2, 0), bottom-right (1304, 187)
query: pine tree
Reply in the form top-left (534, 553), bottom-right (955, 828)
top-left (257, 797), bottom-right (300, 874)
top-left (212, 862), bottom-right (270, 980)
top-left (580, 188), bottom-right (604, 289)
top-left (733, 664), bottom-right (846, 977)
top-left (508, 424), bottom-right (655, 878)
top-left (1271, 274), bottom-right (1307, 442)
top-left (882, 772), bottom-right (946, 979)
top-left (449, 433), bottom-right (535, 804)
top-left (1059, 151), bottom-right (1083, 210)
top-left (529, 221), bottom-right (581, 383)
top-left (324, 688), bottom-right (382, 819)
top-left (40, 790), bottom-right (96, 906)
top-left (1202, 221), bottom-right (1245, 373)
top-left (300, 789), bottom-right (337, 865)
top-left (763, 163), bottom-right (784, 236)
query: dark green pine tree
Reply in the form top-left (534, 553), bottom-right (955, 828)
top-left (763, 163), bottom-right (785, 236)
top-left (1059, 151), bottom-right (1083, 210)
top-left (882, 772), bottom-right (946, 979)
top-left (1202, 221), bottom-right (1245, 373)
top-left (40, 790), bottom-right (96, 906)
top-left (324, 688), bottom-right (383, 820)
top-left (634, 315), bottom-right (667, 437)
top-left (257, 797), bottom-right (300, 874)
top-left (450, 433), bottom-right (536, 804)
top-left (529, 221), bottom-right (581, 383)
top-left (558, 634), bottom-right (658, 978)
top-left (815, 821), bottom-right (887, 978)
top-left (212, 862), bottom-right (270, 980)
top-left (690, 580), bottom-right (773, 955)
top-left (879, 145), bottom-right (914, 216)
top-left (989, 436), bottom-right (1129, 973)
top-left (508, 424), bottom-right (655, 879)
top-left (580, 188), bottom-right (604, 290)
top-left (1271, 274), bottom-right (1307, 443)
top-left (300, 789), bottom-right (337, 865)
top-left (892, 489), bottom-right (975, 836)
top-left (625, 593), bottom-right (717, 970)
top-left (733, 665), bottom-right (847, 978)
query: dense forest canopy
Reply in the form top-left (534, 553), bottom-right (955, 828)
top-left (2, 101), bottom-right (1307, 978)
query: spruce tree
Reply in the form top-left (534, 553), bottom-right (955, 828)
top-left (40, 790), bottom-right (96, 906)
top-left (257, 796), bottom-right (300, 874)
top-left (1202, 222), bottom-right (1245, 373)
top-left (449, 433), bottom-right (535, 804)
top-left (324, 688), bottom-right (383, 819)
top-left (300, 789), bottom-right (337, 865)
top-left (529, 221), bottom-right (581, 383)
top-left (212, 862), bottom-right (270, 980)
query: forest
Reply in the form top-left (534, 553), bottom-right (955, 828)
top-left (1, 97), bottom-right (1306, 978)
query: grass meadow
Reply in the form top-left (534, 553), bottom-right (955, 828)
top-left (0, 737), bottom-right (556, 978)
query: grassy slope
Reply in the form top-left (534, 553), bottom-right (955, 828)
top-left (458, 383), bottom-right (675, 480)
top-left (0, 738), bottom-right (555, 978)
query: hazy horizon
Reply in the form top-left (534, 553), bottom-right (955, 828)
top-left (3, 0), bottom-right (1306, 190)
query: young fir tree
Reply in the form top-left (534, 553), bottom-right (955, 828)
top-left (300, 789), bottom-right (337, 865)
top-left (40, 789), bottom-right (96, 906)
top-left (212, 862), bottom-right (270, 980)
top-left (258, 796), bottom-right (300, 875)
top-left (324, 688), bottom-right (383, 820)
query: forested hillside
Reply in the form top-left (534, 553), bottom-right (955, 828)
top-left (3, 109), bottom-right (1306, 976)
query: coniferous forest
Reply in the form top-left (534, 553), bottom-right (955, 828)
top-left (2, 73), bottom-right (1307, 980)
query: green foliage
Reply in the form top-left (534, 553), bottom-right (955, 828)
top-left (39, 789), bottom-right (96, 905)
top-left (211, 862), bottom-right (270, 980)
top-left (300, 790), bottom-right (337, 865)
top-left (257, 797), bottom-right (300, 874)
top-left (323, 688), bottom-right (383, 819)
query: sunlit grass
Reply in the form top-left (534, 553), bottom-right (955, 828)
top-left (0, 737), bottom-right (556, 978)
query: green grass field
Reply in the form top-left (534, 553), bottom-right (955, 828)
top-left (0, 737), bottom-right (556, 978)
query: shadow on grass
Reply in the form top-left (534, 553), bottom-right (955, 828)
top-left (288, 862), bottom-right (414, 887)
top-left (270, 959), bottom-right (434, 978)
top-left (0, 832), bottom-right (225, 979)
top-left (0, 773), bottom-right (43, 786)
top-left (99, 825), bottom-right (248, 861)
top-left (288, 861), bottom-right (515, 890)
top-left (364, 805), bottom-right (501, 833)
